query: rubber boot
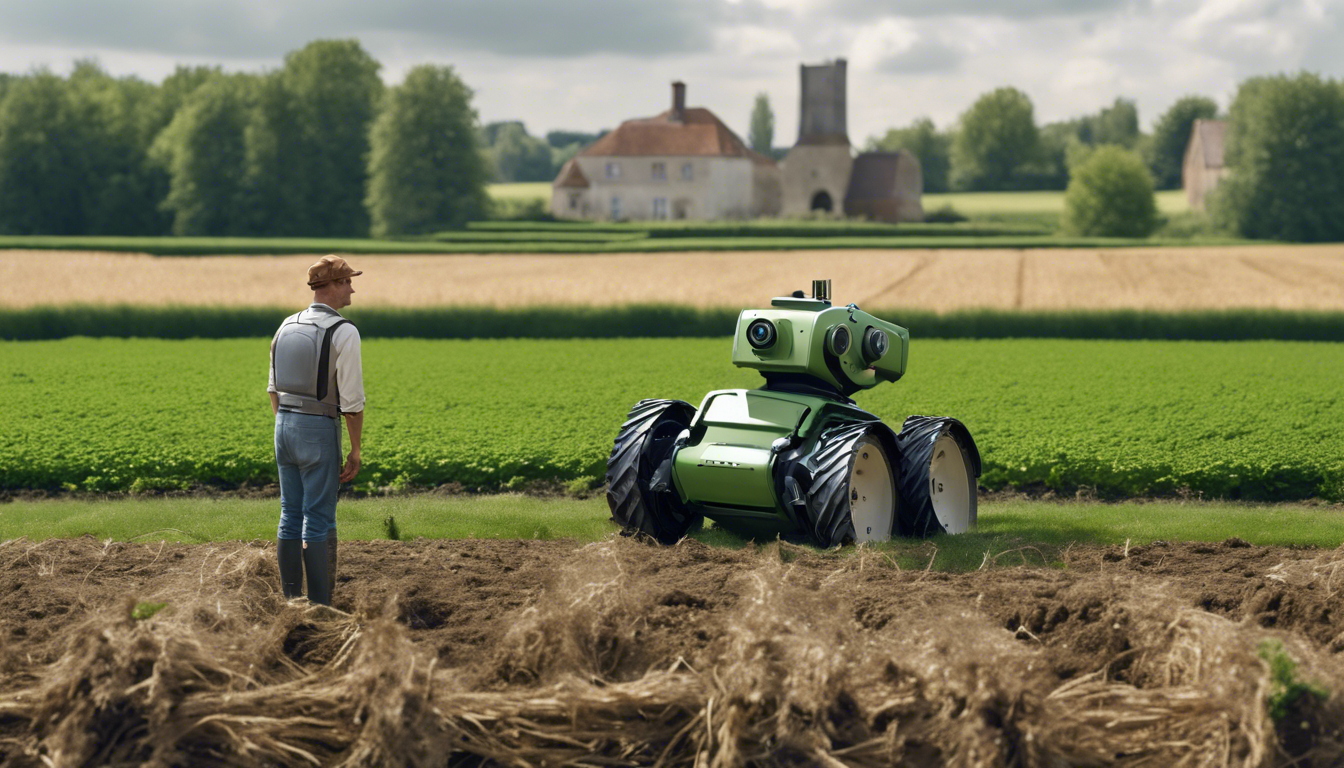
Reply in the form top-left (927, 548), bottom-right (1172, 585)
top-left (302, 538), bottom-right (332, 606)
top-left (277, 538), bottom-right (304, 599)
top-left (326, 531), bottom-right (338, 603)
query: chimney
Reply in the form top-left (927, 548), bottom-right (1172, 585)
top-left (672, 81), bottom-right (686, 122)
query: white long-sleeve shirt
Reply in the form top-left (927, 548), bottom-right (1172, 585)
top-left (267, 303), bottom-right (365, 414)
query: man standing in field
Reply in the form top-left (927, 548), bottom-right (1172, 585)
top-left (267, 255), bottom-right (365, 606)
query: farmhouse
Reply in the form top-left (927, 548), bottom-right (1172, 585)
top-left (552, 60), bottom-right (924, 222)
top-left (551, 83), bottom-right (780, 221)
top-left (1183, 118), bottom-right (1227, 211)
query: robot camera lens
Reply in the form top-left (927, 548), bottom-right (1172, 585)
top-left (747, 319), bottom-right (777, 349)
top-left (827, 324), bottom-right (851, 356)
top-left (862, 328), bottom-right (889, 362)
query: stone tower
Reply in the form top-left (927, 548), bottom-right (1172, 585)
top-left (781, 59), bottom-right (854, 216)
top-left (797, 60), bottom-right (848, 143)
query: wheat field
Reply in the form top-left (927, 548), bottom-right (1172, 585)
top-left (3, 245), bottom-right (1343, 310)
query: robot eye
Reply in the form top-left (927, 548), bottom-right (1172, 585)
top-left (826, 324), bottom-right (851, 356)
top-left (862, 328), bottom-right (889, 362)
top-left (747, 319), bottom-right (777, 349)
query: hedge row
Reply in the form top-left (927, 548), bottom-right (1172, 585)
top-left (4, 305), bottom-right (1344, 341)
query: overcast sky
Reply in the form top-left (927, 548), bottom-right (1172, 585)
top-left (1, 0), bottom-right (1340, 145)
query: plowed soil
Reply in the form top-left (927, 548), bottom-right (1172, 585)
top-left (2, 536), bottom-right (1343, 766)
top-left (4, 245), bottom-right (1344, 310)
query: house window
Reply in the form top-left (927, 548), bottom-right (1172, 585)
top-left (680, 162), bottom-right (694, 180)
top-left (652, 198), bottom-right (668, 220)
top-left (605, 162), bottom-right (621, 179)
top-left (652, 162), bottom-right (666, 180)
top-left (568, 193), bottom-right (580, 210)
top-left (611, 196), bottom-right (621, 220)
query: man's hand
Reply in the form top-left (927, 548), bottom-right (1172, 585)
top-left (340, 450), bottom-right (361, 483)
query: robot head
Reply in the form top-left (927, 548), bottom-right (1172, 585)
top-left (731, 280), bottom-right (909, 397)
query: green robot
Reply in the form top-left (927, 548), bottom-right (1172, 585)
top-left (606, 280), bottom-right (980, 547)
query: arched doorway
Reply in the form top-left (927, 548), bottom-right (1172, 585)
top-left (810, 190), bottom-right (833, 213)
top-left (673, 198), bottom-right (693, 220)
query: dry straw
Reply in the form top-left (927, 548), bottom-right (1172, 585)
top-left (2, 538), bottom-right (1342, 766)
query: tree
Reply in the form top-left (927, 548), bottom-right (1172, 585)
top-left (950, 87), bottom-right (1041, 191)
top-left (150, 75), bottom-right (254, 235)
top-left (489, 122), bottom-right (555, 182)
top-left (245, 40), bottom-right (382, 236)
top-left (866, 117), bottom-right (951, 192)
top-left (545, 129), bottom-right (604, 148)
top-left (1211, 73), bottom-right (1344, 242)
top-left (365, 65), bottom-right (489, 235)
top-left (1062, 145), bottom-right (1158, 237)
top-left (749, 93), bottom-right (774, 155)
top-left (1147, 95), bottom-right (1217, 189)
top-left (67, 61), bottom-right (168, 235)
top-left (0, 71), bottom-right (92, 234)
top-left (1084, 98), bottom-right (1140, 147)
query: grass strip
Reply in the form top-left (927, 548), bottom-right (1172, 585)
top-left (2, 496), bottom-right (1338, 572)
top-left (5, 304), bottom-right (1344, 342)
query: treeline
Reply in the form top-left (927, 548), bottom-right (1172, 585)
top-left (867, 92), bottom-right (1216, 193)
top-left (867, 74), bottom-right (1344, 241)
top-left (481, 122), bottom-right (605, 183)
top-left (0, 41), bottom-right (510, 237)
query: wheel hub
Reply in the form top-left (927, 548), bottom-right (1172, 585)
top-left (849, 436), bottom-right (895, 542)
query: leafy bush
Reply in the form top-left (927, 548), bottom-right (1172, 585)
top-left (922, 205), bottom-right (967, 223)
top-left (1062, 145), bottom-right (1159, 237)
top-left (487, 197), bottom-right (554, 222)
top-left (1211, 72), bottom-right (1344, 242)
top-left (7, 305), bottom-right (1344, 342)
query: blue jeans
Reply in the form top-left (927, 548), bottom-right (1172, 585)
top-left (275, 410), bottom-right (341, 542)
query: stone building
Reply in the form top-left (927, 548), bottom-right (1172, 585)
top-left (551, 60), bottom-right (923, 222)
top-left (1183, 118), bottom-right (1227, 212)
top-left (550, 82), bottom-right (780, 221)
top-left (780, 59), bottom-right (923, 222)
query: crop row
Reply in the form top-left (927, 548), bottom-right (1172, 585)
top-left (3, 338), bottom-right (1342, 501)
top-left (6, 305), bottom-right (1344, 343)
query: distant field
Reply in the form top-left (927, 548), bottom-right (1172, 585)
top-left (4, 337), bottom-right (1342, 501)
top-left (5, 245), bottom-right (1342, 311)
top-left (488, 184), bottom-right (1192, 217)
top-left (489, 181), bottom-right (552, 201)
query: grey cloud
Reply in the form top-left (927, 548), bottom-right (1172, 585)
top-left (0, 0), bottom-right (749, 59)
top-left (874, 38), bottom-right (963, 73)
top-left (829, 0), bottom-right (1145, 20)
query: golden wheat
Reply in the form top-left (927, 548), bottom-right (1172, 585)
top-left (2, 245), bottom-right (1343, 310)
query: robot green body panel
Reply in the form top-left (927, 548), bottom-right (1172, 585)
top-left (606, 281), bottom-right (981, 547)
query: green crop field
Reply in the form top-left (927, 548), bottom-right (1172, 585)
top-left (3, 338), bottom-right (1341, 501)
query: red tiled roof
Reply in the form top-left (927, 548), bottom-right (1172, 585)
top-left (581, 107), bottom-right (776, 166)
top-left (553, 158), bottom-right (590, 188)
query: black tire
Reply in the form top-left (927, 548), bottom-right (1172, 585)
top-left (802, 422), bottom-right (898, 547)
top-left (605, 399), bottom-right (701, 544)
top-left (894, 416), bottom-right (980, 537)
